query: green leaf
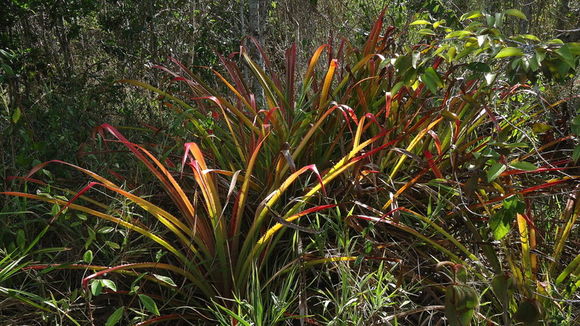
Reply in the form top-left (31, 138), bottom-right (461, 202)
top-left (101, 279), bottom-right (117, 292)
top-left (445, 285), bottom-right (478, 325)
top-left (460, 10), bottom-right (482, 21)
top-left (489, 197), bottom-right (524, 240)
top-left (504, 9), bottom-right (527, 20)
top-left (433, 20), bottom-right (445, 28)
top-left (138, 294), bottom-right (160, 316)
top-left (91, 280), bottom-right (103, 296)
top-left (105, 307), bottom-right (124, 326)
top-left (11, 107), bottom-right (21, 124)
top-left (487, 162), bottom-right (506, 182)
top-left (98, 226), bottom-right (115, 234)
top-left (105, 241), bottom-right (120, 250)
top-left (83, 250), bottom-right (93, 263)
top-left (445, 30), bottom-right (472, 39)
top-left (395, 55), bottom-right (412, 72)
top-left (510, 161), bottom-right (538, 171)
top-left (491, 273), bottom-right (510, 304)
top-left (153, 274), bottom-right (177, 287)
top-left (568, 42), bottom-right (580, 55)
top-left (495, 47), bottom-right (524, 58)
top-left (411, 19), bottom-right (431, 25)
top-left (418, 29), bottom-right (436, 36)
top-left (520, 34), bottom-right (540, 42)
top-left (556, 44), bottom-right (576, 69)
top-left (490, 209), bottom-right (511, 240)
top-left (573, 146), bottom-right (580, 163)
top-left (421, 67), bottom-right (443, 93)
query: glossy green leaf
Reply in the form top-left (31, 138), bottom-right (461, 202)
top-left (487, 162), bottom-right (506, 182)
top-left (490, 208), bottom-right (512, 240)
top-left (105, 307), bottom-right (124, 326)
top-left (521, 34), bottom-right (540, 42)
top-left (83, 250), bottom-right (93, 263)
top-left (490, 196), bottom-right (525, 240)
top-left (495, 47), bottom-right (524, 58)
top-left (153, 274), bottom-right (177, 287)
top-left (504, 9), bottom-right (527, 20)
top-left (101, 279), bottom-right (117, 292)
top-left (410, 19), bottom-right (431, 25)
top-left (445, 30), bottom-right (472, 39)
top-left (98, 226), bottom-right (115, 234)
top-left (433, 20), bottom-right (445, 28)
top-left (138, 294), bottom-right (160, 316)
top-left (460, 10), bottom-right (482, 20)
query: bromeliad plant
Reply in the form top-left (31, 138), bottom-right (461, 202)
top-left (3, 16), bottom-right (402, 324)
top-left (3, 9), bottom-right (579, 325)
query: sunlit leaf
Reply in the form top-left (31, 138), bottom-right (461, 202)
top-left (460, 10), bottom-right (482, 20)
top-left (410, 19), bottom-right (431, 25)
top-left (495, 47), bottom-right (524, 58)
top-left (101, 279), bottom-right (117, 292)
top-left (504, 9), bottom-right (527, 20)
top-left (445, 30), bottom-right (472, 39)
top-left (487, 162), bottom-right (506, 182)
top-left (153, 274), bottom-right (177, 287)
top-left (520, 34), bottom-right (540, 42)
top-left (490, 196), bottom-right (525, 240)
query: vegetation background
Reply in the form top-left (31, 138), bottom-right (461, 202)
top-left (1, 0), bottom-right (579, 325)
